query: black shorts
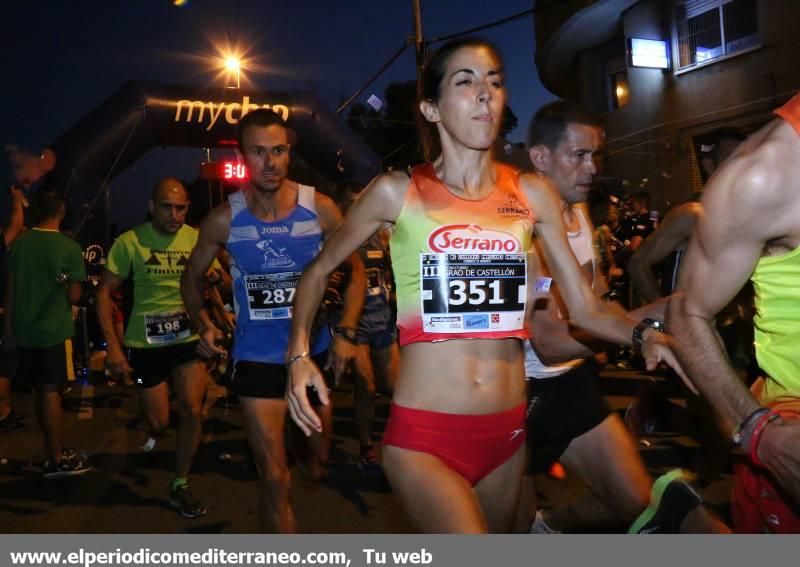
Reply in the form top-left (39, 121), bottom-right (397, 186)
top-left (356, 322), bottom-right (396, 350)
top-left (335, 311), bottom-right (397, 349)
top-left (18, 341), bottom-right (74, 387)
top-left (230, 351), bottom-right (330, 405)
top-left (0, 347), bottom-right (18, 378)
top-left (526, 359), bottom-right (611, 474)
top-left (0, 314), bottom-right (18, 378)
top-left (127, 341), bottom-right (202, 389)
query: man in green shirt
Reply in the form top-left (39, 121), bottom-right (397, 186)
top-left (96, 178), bottom-right (208, 518)
top-left (668, 94), bottom-right (800, 532)
top-left (2, 190), bottom-right (90, 478)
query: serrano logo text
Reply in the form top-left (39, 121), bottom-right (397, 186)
top-left (428, 224), bottom-right (521, 253)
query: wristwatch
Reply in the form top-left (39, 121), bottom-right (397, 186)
top-left (334, 326), bottom-right (358, 344)
top-left (632, 318), bottom-right (665, 355)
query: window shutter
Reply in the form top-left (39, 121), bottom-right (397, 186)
top-left (684, 0), bottom-right (721, 19)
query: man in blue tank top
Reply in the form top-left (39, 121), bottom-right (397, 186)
top-left (181, 109), bottom-right (365, 532)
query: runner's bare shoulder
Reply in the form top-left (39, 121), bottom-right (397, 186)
top-left (517, 172), bottom-right (562, 222)
top-left (200, 201), bottom-right (234, 243)
top-left (356, 170), bottom-right (411, 224)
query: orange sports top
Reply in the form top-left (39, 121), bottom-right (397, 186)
top-left (389, 163), bottom-right (535, 346)
top-left (775, 92), bottom-right (800, 135)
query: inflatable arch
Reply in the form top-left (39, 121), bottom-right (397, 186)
top-left (43, 80), bottom-right (381, 244)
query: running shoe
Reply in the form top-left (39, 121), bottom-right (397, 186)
top-left (43, 447), bottom-right (78, 467)
top-left (169, 485), bottom-right (207, 519)
top-left (0, 411), bottom-right (28, 433)
top-left (141, 436), bottom-right (157, 452)
top-left (42, 449), bottom-right (92, 479)
top-left (357, 446), bottom-right (383, 477)
top-left (530, 510), bottom-right (561, 534)
top-left (628, 469), bottom-right (702, 534)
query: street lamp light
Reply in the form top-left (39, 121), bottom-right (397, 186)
top-left (224, 56), bottom-right (241, 89)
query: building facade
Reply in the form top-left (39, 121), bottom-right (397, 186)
top-left (534, 0), bottom-right (800, 210)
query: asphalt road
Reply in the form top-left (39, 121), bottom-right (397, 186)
top-left (0, 367), bottom-right (733, 533)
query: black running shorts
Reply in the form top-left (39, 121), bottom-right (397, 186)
top-left (127, 341), bottom-right (202, 389)
top-left (230, 351), bottom-right (330, 405)
top-left (526, 359), bottom-right (612, 474)
top-left (18, 341), bottom-right (74, 386)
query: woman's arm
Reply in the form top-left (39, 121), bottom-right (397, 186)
top-left (286, 171), bottom-right (408, 435)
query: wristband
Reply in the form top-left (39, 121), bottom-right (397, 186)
top-left (286, 352), bottom-right (310, 367)
top-left (632, 318), bottom-right (665, 356)
top-left (748, 411), bottom-right (782, 468)
top-left (731, 407), bottom-right (769, 448)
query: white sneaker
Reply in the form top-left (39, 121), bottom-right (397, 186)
top-left (530, 510), bottom-right (561, 534)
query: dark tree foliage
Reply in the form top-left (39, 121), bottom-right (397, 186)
top-left (501, 105), bottom-right (518, 138)
top-left (346, 80), bottom-right (421, 171)
top-left (346, 80), bottom-right (518, 171)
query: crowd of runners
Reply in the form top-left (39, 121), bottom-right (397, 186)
top-left (2, 38), bottom-right (799, 534)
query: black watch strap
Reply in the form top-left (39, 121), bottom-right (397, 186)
top-left (632, 318), bottom-right (665, 355)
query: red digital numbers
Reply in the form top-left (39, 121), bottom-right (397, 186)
top-left (223, 162), bottom-right (247, 180)
top-left (200, 161), bottom-right (248, 181)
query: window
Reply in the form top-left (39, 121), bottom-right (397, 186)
top-left (612, 71), bottom-right (630, 109)
top-left (676, 0), bottom-right (759, 70)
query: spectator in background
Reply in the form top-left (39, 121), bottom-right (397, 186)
top-left (628, 128), bottom-right (746, 304)
top-left (619, 192), bottom-right (655, 255)
top-left (2, 190), bottom-right (91, 477)
top-left (594, 203), bottom-right (624, 282)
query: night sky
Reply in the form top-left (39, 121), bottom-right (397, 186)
top-left (1, 0), bottom-right (554, 227)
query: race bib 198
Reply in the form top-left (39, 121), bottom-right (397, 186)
top-left (420, 253), bottom-right (526, 333)
top-left (245, 272), bottom-right (300, 320)
top-left (144, 311), bottom-right (191, 345)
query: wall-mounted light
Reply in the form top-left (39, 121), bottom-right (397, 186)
top-left (628, 38), bottom-right (670, 69)
top-left (612, 71), bottom-right (630, 109)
